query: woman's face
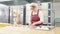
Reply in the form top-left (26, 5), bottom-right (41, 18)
top-left (31, 6), bottom-right (36, 11)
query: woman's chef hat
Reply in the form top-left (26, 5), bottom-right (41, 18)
top-left (30, 3), bottom-right (38, 7)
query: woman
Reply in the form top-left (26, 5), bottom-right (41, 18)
top-left (29, 3), bottom-right (44, 26)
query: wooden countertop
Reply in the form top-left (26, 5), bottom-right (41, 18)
top-left (0, 24), bottom-right (60, 34)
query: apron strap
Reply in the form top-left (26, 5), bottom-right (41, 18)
top-left (31, 11), bottom-right (33, 16)
top-left (31, 9), bottom-right (40, 16)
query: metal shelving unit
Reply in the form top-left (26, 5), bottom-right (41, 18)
top-left (41, 2), bottom-right (54, 26)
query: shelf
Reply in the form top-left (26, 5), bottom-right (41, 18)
top-left (43, 23), bottom-right (52, 24)
top-left (41, 7), bottom-right (52, 10)
top-left (48, 16), bottom-right (51, 17)
top-left (44, 16), bottom-right (51, 17)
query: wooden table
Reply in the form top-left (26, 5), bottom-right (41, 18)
top-left (0, 24), bottom-right (60, 34)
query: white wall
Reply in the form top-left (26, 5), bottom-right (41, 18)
top-left (53, 2), bottom-right (60, 18)
top-left (53, 2), bottom-right (60, 26)
top-left (26, 4), bottom-right (31, 24)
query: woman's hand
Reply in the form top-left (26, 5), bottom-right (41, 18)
top-left (31, 23), bottom-right (36, 26)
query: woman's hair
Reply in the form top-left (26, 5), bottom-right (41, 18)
top-left (31, 6), bottom-right (36, 9)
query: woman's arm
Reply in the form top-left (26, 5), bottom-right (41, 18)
top-left (32, 21), bottom-right (43, 26)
